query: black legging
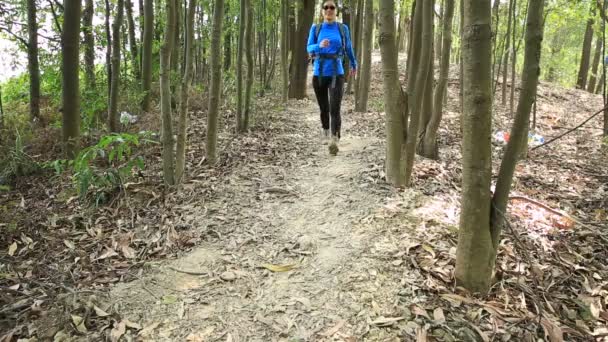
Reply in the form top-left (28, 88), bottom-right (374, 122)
top-left (312, 75), bottom-right (344, 138)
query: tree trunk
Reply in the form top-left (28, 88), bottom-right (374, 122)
top-left (501, 0), bottom-right (513, 106)
top-left (62, 0), bottom-right (81, 158)
top-left (236, 0), bottom-right (246, 131)
top-left (243, 0), bottom-right (254, 129)
top-left (224, 1), bottom-right (232, 71)
top-left (281, 0), bottom-right (289, 103)
top-left (576, 16), bottom-right (594, 89)
top-left (108, 0), bottom-right (124, 132)
top-left (83, 0), bottom-right (96, 89)
top-left (141, 0), bottom-right (154, 111)
top-left (509, 0), bottom-right (518, 117)
top-left (380, 0), bottom-right (405, 187)
top-left (27, 0), bottom-right (40, 122)
top-left (172, 0), bottom-right (182, 74)
top-left (206, 0), bottom-right (225, 163)
top-left (491, 0), bottom-right (545, 287)
top-left (490, 0), bottom-right (499, 84)
top-left (355, 0), bottom-right (374, 112)
top-left (454, 0), bottom-right (493, 293)
top-left (435, 0), bottom-right (443, 63)
top-left (419, 0), bottom-right (454, 160)
top-left (288, 0), bottom-right (313, 99)
top-left (160, 0), bottom-right (176, 185)
top-left (403, 0), bottom-right (432, 186)
top-left (175, 0), bottom-right (196, 183)
top-left (105, 0), bottom-right (113, 101)
top-left (125, 0), bottom-right (140, 80)
top-left (458, 0), bottom-right (464, 116)
top-left (587, 38), bottom-right (602, 93)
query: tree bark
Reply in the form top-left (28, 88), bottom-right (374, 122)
top-left (281, 0), bottom-right (289, 103)
top-left (501, 0), bottom-right (514, 106)
top-left (419, 0), bottom-right (454, 159)
top-left (403, 0), bottom-right (432, 186)
top-left (141, 0), bottom-right (154, 111)
top-left (27, 0), bottom-right (41, 122)
top-left (62, 0), bottom-right (81, 158)
top-left (160, 0), bottom-right (176, 184)
top-left (576, 16), bottom-right (594, 89)
top-left (454, 0), bottom-right (493, 293)
top-left (108, 0), bottom-right (124, 132)
top-left (175, 0), bottom-right (196, 183)
top-left (509, 0), bottom-right (518, 117)
top-left (588, 38), bottom-right (602, 93)
top-left (355, 0), bottom-right (374, 112)
top-left (83, 0), bottom-right (96, 89)
top-left (243, 0), bottom-right (254, 129)
top-left (206, 0), bottom-right (225, 163)
top-left (125, 0), bottom-right (140, 80)
top-left (236, 0), bottom-right (246, 131)
top-left (224, 1), bottom-right (232, 71)
top-left (105, 0), bottom-right (113, 101)
top-left (288, 0), bottom-right (314, 99)
top-left (491, 0), bottom-right (545, 285)
top-left (380, 0), bottom-right (405, 186)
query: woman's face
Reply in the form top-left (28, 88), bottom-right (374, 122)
top-left (323, 1), bottom-right (337, 21)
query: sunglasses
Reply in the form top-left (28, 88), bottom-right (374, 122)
top-left (323, 5), bottom-right (336, 10)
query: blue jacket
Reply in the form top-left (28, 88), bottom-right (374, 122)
top-left (307, 22), bottom-right (357, 77)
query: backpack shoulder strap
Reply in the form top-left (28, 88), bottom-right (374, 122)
top-left (314, 23), bottom-right (322, 43)
top-left (338, 23), bottom-right (347, 55)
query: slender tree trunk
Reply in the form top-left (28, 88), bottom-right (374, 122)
top-left (206, 0), bottom-right (225, 163)
top-left (27, 0), bottom-right (40, 122)
top-left (458, 0), bottom-right (464, 116)
top-left (491, 0), bottom-right (545, 286)
top-left (243, 0), bottom-right (254, 129)
top-left (108, 0), bottom-right (125, 132)
top-left (501, 0), bottom-right (514, 106)
top-left (380, 0), bottom-right (405, 186)
top-left (419, 0), bottom-right (454, 159)
top-left (236, 0), bottom-right (246, 131)
top-left (175, 0), bottom-right (196, 183)
top-left (454, 0), bottom-right (493, 293)
top-left (141, 0), bottom-right (154, 111)
top-left (83, 0), bottom-right (96, 89)
top-left (125, 0), bottom-right (140, 80)
top-left (288, 0), bottom-right (314, 99)
top-left (402, 0), bottom-right (432, 186)
top-left (62, 0), bottom-right (81, 158)
top-left (105, 0), bottom-right (113, 102)
top-left (355, 0), bottom-right (374, 112)
top-left (224, 1), bottom-right (232, 71)
top-left (160, 0), bottom-right (176, 185)
top-left (588, 38), bottom-right (602, 92)
top-left (509, 0), bottom-right (517, 117)
top-left (281, 0), bottom-right (289, 103)
top-left (353, 0), bottom-right (365, 96)
top-left (172, 0), bottom-right (182, 74)
top-left (435, 0), bottom-right (443, 63)
top-left (576, 16), bottom-right (594, 89)
top-left (491, 0), bottom-right (499, 84)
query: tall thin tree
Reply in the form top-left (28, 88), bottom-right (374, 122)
top-left (108, 0), bottom-right (125, 132)
top-left (206, 0), bottom-right (225, 163)
top-left (27, 0), bottom-right (40, 122)
top-left (141, 0), bottom-right (154, 111)
top-left (160, 0), bottom-right (177, 184)
top-left (62, 0), bottom-right (81, 158)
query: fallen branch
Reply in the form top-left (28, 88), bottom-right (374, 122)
top-left (167, 266), bottom-right (208, 276)
top-left (508, 196), bottom-right (571, 219)
top-left (530, 106), bottom-right (607, 151)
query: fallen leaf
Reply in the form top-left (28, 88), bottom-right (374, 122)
top-left (371, 316), bottom-right (406, 326)
top-left (261, 263), bottom-right (296, 272)
top-left (124, 319), bottom-right (141, 330)
top-left (162, 295), bottom-right (178, 304)
top-left (97, 248), bottom-right (118, 260)
top-left (422, 244), bottom-right (436, 258)
top-left (433, 308), bottom-right (446, 324)
top-left (71, 315), bottom-right (87, 333)
top-left (121, 245), bottom-right (137, 259)
top-left (411, 305), bottom-right (431, 320)
top-left (64, 240), bottom-right (75, 250)
top-left (416, 324), bottom-right (427, 342)
top-left (93, 305), bottom-right (110, 317)
top-left (111, 321), bottom-right (126, 342)
top-left (540, 317), bottom-right (564, 342)
top-left (138, 322), bottom-right (161, 337)
top-left (320, 320), bottom-right (346, 337)
top-left (8, 242), bottom-right (17, 256)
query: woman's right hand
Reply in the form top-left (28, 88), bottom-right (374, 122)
top-left (320, 39), bottom-right (330, 48)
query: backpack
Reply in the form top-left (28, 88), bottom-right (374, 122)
top-left (310, 22), bottom-right (347, 61)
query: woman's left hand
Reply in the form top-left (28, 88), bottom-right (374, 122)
top-left (350, 68), bottom-right (357, 77)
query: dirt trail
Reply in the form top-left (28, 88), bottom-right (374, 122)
top-left (110, 89), bottom-right (427, 341)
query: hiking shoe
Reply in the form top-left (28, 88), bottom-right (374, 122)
top-left (328, 136), bottom-right (339, 156)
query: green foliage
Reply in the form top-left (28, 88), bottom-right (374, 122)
top-left (60, 132), bottom-right (153, 205)
top-left (0, 130), bottom-right (40, 185)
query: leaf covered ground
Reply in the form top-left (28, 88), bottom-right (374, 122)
top-left (1, 55), bottom-right (607, 341)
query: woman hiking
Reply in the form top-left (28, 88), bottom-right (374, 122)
top-left (307, 0), bottom-right (357, 154)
